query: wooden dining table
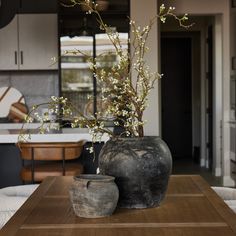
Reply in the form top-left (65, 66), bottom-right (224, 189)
top-left (1, 175), bottom-right (236, 236)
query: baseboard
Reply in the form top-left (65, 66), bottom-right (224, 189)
top-left (223, 176), bottom-right (235, 187)
top-left (214, 167), bottom-right (222, 176)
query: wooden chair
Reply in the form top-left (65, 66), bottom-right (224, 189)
top-left (18, 141), bottom-right (85, 183)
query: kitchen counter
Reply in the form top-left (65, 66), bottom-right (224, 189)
top-left (0, 122), bottom-right (58, 130)
top-left (0, 125), bottom-right (109, 188)
top-left (0, 122), bottom-right (56, 130)
top-left (0, 128), bottom-right (110, 143)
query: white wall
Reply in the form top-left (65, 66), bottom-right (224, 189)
top-left (230, 8), bottom-right (236, 182)
top-left (162, 0), bottom-right (229, 15)
top-left (213, 15), bottom-right (223, 177)
top-left (130, 0), bottom-right (160, 136)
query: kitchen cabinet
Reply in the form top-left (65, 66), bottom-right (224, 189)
top-left (0, 14), bottom-right (58, 70)
top-left (0, 0), bottom-right (19, 29)
top-left (19, 0), bottom-right (58, 13)
top-left (0, 14), bottom-right (18, 70)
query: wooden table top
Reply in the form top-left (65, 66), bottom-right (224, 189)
top-left (1, 175), bottom-right (236, 236)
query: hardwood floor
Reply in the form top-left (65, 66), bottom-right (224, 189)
top-left (172, 158), bottom-right (222, 186)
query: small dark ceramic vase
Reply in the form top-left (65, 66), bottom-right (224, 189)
top-left (69, 174), bottom-right (119, 218)
top-left (98, 136), bottom-right (172, 208)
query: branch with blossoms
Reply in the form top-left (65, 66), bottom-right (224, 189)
top-left (62, 0), bottom-right (193, 137)
top-left (19, 0), bottom-right (193, 144)
top-left (18, 96), bottom-right (114, 147)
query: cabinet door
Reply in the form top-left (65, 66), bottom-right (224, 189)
top-left (0, 16), bottom-right (18, 70)
top-left (18, 14), bottom-right (58, 70)
top-left (19, 0), bottom-right (58, 13)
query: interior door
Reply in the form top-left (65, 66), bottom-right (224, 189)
top-left (161, 36), bottom-right (192, 159)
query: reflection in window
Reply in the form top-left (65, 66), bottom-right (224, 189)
top-left (60, 33), bottom-right (128, 119)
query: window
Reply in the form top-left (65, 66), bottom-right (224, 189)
top-left (59, 0), bottom-right (129, 123)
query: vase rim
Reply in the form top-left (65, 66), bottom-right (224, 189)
top-left (110, 136), bottom-right (160, 140)
top-left (74, 174), bottom-right (115, 182)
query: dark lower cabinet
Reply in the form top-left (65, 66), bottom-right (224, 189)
top-left (0, 142), bottom-right (103, 188)
top-left (0, 144), bottom-right (22, 188)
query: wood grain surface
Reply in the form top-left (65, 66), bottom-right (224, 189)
top-left (1, 175), bottom-right (236, 236)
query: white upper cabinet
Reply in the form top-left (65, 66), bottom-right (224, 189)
top-left (18, 14), bottom-right (58, 70)
top-left (0, 14), bottom-right (58, 70)
top-left (0, 16), bottom-right (18, 70)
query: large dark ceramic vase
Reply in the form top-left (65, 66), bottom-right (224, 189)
top-left (98, 136), bottom-right (172, 208)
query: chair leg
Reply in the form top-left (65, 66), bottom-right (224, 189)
top-left (21, 159), bottom-right (25, 185)
top-left (62, 147), bottom-right (65, 176)
top-left (31, 147), bottom-right (35, 184)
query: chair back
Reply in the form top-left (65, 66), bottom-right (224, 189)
top-left (18, 141), bottom-right (85, 161)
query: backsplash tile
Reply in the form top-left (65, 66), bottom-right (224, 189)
top-left (0, 71), bottom-right (59, 114)
top-left (11, 73), bottom-right (58, 96)
top-left (25, 95), bottom-right (53, 110)
top-left (0, 74), bottom-right (11, 87)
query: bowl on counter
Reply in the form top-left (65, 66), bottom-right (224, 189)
top-left (67, 82), bottom-right (93, 91)
top-left (67, 83), bottom-right (80, 90)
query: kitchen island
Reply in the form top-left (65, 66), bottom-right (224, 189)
top-left (0, 127), bottom-right (109, 143)
top-left (0, 126), bottom-right (109, 188)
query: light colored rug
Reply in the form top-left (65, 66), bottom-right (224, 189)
top-left (0, 184), bottom-right (38, 229)
top-left (212, 186), bottom-right (236, 213)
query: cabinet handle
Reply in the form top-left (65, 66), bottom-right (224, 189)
top-left (20, 51), bottom-right (23, 65)
top-left (14, 51), bottom-right (17, 65)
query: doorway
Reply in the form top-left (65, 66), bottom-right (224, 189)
top-left (206, 25), bottom-right (213, 170)
top-left (161, 36), bottom-right (192, 160)
top-left (160, 17), bottom-right (224, 183)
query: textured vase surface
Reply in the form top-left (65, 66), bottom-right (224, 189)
top-left (69, 174), bottom-right (119, 218)
top-left (98, 136), bottom-right (172, 208)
